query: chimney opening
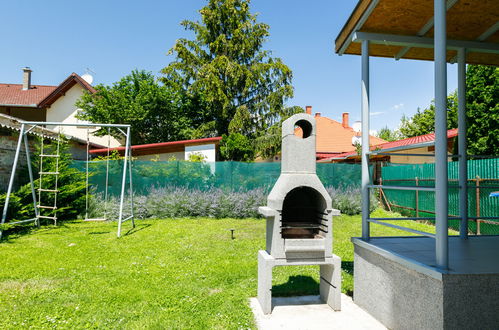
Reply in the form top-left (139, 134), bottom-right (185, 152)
top-left (294, 119), bottom-right (313, 139)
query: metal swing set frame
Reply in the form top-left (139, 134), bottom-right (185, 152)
top-left (0, 121), bottom-right (134, 239)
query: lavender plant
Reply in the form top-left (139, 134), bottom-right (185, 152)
top-left (88, 186), bottom-right (375, 220)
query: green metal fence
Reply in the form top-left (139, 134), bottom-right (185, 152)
top-left (73, 160), bottom-right (363, 196)
top-left (381, 158), bottom-right (499, 235)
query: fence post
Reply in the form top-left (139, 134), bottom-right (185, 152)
top-left (415, 177), bottom-right (419, 218)
top-left (177, 160), bottom-right (180, 184)
top-left (230, 161), bottom-right (234, 190)
top-left (379, 177), bottom-right (392, 212)
top-left (476, 175), bottom-right (481, 235)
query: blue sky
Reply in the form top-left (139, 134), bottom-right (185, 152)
top-left (1, 0), bottom-right (458, 131)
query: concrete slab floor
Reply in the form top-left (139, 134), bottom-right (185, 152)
top-left (249, 294), bottom-right (386, 330)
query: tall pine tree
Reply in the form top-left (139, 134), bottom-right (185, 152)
top-left (161, 0), bottom-right (298, 159)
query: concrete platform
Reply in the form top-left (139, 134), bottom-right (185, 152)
top-left (250, 294), bottom-right (386, 330)
top-left (353, 236), bottom-right (499, 329)
top-left (355, 235), bottom-right (499, 276)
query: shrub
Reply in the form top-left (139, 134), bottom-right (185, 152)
top-left (328, 187), bottom-right (377, 216)
top-left (89, 186), bottom-right (374, 220)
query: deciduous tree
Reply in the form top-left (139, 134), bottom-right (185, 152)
top-left (397, 65), bottom-right (498, 156)
top-left (76, 70), bottom-right (194, 145)
top-left (375, 126), bottom-right (401, 142)
top-left (465, 65), bottom-right (498, 156)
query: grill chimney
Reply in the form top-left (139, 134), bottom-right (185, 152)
top-left (305, 105), bottom-right (312, 115)
top-left (342, 112), bottom-right (349, 128)
top-left (22, 67), bottom-right (32, 90)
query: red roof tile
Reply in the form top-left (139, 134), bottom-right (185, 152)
top-left (0, 84), bottom-right (57, 106)
top-left (296, 114), bottom-right (386, 153)
top-left (316, 115), bottom-right (386, 152)
top-left (321, 128), bottom-right (459, 161)
top-left (0, 73), bottom-right (96, 108)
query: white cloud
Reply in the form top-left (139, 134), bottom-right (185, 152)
top-left (391, 103), bottom-right (405, 110)
top-left (370, 111), bottom-right (385, 116)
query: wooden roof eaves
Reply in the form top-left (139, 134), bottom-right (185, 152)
top-left (335, 0), bottom-right (499, 66)
top-left (335, 0), bottom-right (379, 54)
top-left (352, 32), bottom-right (499, 55)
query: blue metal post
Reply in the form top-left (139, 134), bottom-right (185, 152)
top-left (458, 48), bottom-right (468, 239)
top-left (434, 0), bottom-right (449, 269)
top-left (361, 39), bottom-right (371, 240)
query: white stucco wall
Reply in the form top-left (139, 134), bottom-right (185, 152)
top-left (184, 144), bottom-right (216, 162)
top-left (45, 85), bottom-right (121, 147)
top-left (135, 152), bottom-right (185, 161)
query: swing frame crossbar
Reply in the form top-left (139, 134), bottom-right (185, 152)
top-left (0, 121), bottom-right (134, 240)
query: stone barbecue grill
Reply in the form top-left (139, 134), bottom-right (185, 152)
top-left (257, 113), bottom-right (342, 314)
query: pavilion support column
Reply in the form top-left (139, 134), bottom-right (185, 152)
top-left (361, 39), bottom-right (370, 240)
top-left (434, 0), bottom-right (449, 269)
top-left (458, 48), bottom-right (468, 239)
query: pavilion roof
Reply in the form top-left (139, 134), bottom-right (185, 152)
top-left (335, 0), bottom-right (499, 66)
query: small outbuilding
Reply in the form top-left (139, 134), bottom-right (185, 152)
top-left (89, 137), bottom-right (222, 162)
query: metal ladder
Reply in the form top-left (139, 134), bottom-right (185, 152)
top-left (36, 132), bottom-right (60, 225)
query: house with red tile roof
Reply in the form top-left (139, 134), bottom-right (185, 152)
top-left (0, 68), bottom-right (119, 147)
top-left (304, 106), bottom-right (386, 160)
top-left (319, 128), bottom-right (459, 164)
top-left (262, 106), bottom-right (386, 162)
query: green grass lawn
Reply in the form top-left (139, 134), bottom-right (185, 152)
top-left (0, 209), bottom-right (445, 329)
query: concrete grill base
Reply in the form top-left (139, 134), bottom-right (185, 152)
top-left (257, 250), bottom-right (341, 315)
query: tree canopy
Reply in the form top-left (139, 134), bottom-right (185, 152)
top-left (396, 65), bottom-right (498, 156)
top-left (161, 0), bottom-right (298, 159)
top-left (398, 92), bottom-right (458, 138)
top-left (76, 70), bottom-right (196, 145)
top-left (375, 125), bottom-right (402, 142)
top-left (465, 65), bottom-right (498, 156)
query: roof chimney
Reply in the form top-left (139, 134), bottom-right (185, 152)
top-left (315, 112), bottom-right (321, 117)
top-left (305, 105), bottom-right (312, 115)
top-left (342, 112), bottom-right (349, 128)
top-left (22, 67), bottom-right (32, 90)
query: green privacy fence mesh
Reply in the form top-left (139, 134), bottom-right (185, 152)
top-left (381, 158), bottom-right (499, 235)
top-left (72, 160), bottom-right (363, 197)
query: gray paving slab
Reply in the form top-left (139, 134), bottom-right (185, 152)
top-left (250, 294), bottom-right (386, 330)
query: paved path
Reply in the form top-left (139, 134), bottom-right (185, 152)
top-left (250, 294), bottom-right (386, 330)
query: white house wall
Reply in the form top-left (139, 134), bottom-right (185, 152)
top-left (135, 152), bottom-right (185, 161)
top-left (45, 85), bottom-right (121, 147)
